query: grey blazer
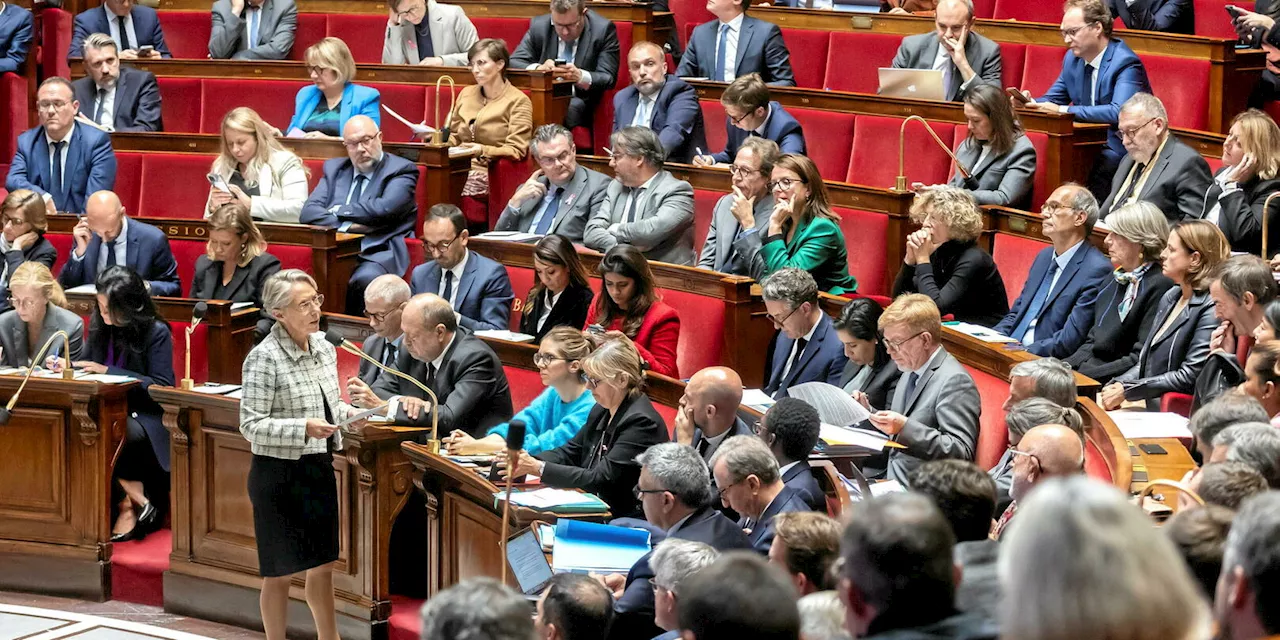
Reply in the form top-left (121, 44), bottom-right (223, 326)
top-left (209, 0), bottom-right (297, 60)
top-left (890, 31), bottom-right (1002, 102)
top-left (583, 170), bottom-right (696, 266)
top-left (1100, 134), bottom-right (1214, 222)
top-left (382, 0), bottom-right (478, 67)
top-left (0, 303), bottom-right (85, 367)
top-left (493, 165), bottom-right (611, 242)
top-left (948, 134), bottom-right (1037, 209)
top-left (697, 191), bottom-right (773, 277)
top-left (882, 347), bottom-right (981, 485)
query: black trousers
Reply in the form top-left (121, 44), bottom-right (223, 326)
top-left (113, 417), bottom-right (168, 514)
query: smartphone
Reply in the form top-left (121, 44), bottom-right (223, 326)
top-left (207, 173), bottom-right (231, 193)
top-left (1139, 443), bottom-right (1169, 455)
top-left (1006, 87), bottom-right (1031, 104)
top-left (1225, 4), bottom-right (1246, 19)
top-left (554, 59), bottom-right (568, 66)
top-left (587, 324), bottom-right (605, 335)
top-left (138, 45), bottom-right (155, 55)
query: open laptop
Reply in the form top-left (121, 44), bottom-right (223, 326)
top-left (877, 68), bottom-right (946, 101)
top-left (507, 528), bottom-right (555, 599)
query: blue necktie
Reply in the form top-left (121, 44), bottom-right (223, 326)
top-left (714, 23), bottom-right (730, 82)
top-left (904, 371), bottom-right (920, 405)
top-left (1011, 260), bottom-right (1060, 342)
top-left (533, 187), bottom-right (563, 235)
top-left (50, 141), bottom-right (66, 208)
top-left (1082, 63), bottom-right (1095, 107)
top-left (347, 175), bottom-right (367, 205)
top-left (247, 6), bottom-right (260, 47)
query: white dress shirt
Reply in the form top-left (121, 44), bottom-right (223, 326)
top-left (537, 289), bottom-right (561, 331)
top-left (715, 14), bottom-right (744, 83)
top-left (438, 249), bottom-right (470, 309)
top-left (93, 82), bottom-right (116, 130)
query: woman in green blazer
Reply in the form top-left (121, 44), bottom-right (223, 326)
top-left (759, 153), bottom-right (858, 294)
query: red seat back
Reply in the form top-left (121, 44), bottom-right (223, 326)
top-left (114, 153), bottom-right (145, 216)
top-left (303, 158), bottom-right (326, 191)
top-left (201, 79), bottom-right (303, 133)
top-left (42, 9), bottom-right (72, 81)
top-left (505, 265), bottom-right (538, 332)
top-left (140, 154), bottom-right (214, 219)
top-left (991, 232), bottom-right (1050, 305)
top-left (168, 239), bottom-right (206, 296)
top-left (291, 13), bottom-right (327, 59)
top-left (592, 21), bottom-right (634, 153)
top-left (336, 345), bottom-right (361, 402)
top-left (780, 28), bottom-right (830, 90)
top-left (999, 42), bottom-right (1026, 90)
top-left (271, 244), bottom-right (316, 274)
top-left (993, 0), bottom-right (1062, 22)
top-left (325, 14), bottom-right (386, 63)
top-left (1020, 45), bottom-right (1068, 96)
top-left (654, 402), bottom-right (677, 435)
top-left (157, 77), bottom-right (202, 133)
top-left (1, 72), bottom-right (28, 161)
top-left (848, 115), bottom-right (954, 188)
top-left (505, 365), bottom-right (544, 409)
top-left (951, 126), bottom-right (1049, 209)
top-left (1206, 155), bottom-right (1224, 174)
top-left (668, 0), bottom-right (713, 49)
top-left (171, 320), bottom-right (209, 383)
top-left (49, 232), bottom-right (73, 275)
top-left (1143, 55), bottom-right (1211, 130)
top-left (790, 108), bottom-right (856, 180)
top-left (972, 0), bottom-right (997, 18)
top-left (406, 238), bottom-right (425, 277)
top-left (657, 289), bottom-right (724, 376)
top-left (692, 189), bottom-right (721, 252)
top-left (371, 83), bottom-right (429, 142)
top-left (824, 32), bottom-right (902, 93)
top-left (833, 208), bottom-right (889, 297)
top-left (961, 364), bottom-right (1008, 470)
top-left (1195, 0), bottom-right (1253, 38)
top-left (489, 157), bottom-right (537, 231)
top-left (471, 17), bottom-right (532, 51)
top-left (156, 11), bottom-right (211, 59)
top-left (1084, 436), bottom-right (1114, 484)
top-left (700, 100), bottom-right (727, 154)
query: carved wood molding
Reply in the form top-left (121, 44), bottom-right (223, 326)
top-left (71, 397), bottom-right (98, 447)
top-left (160, 403), bottom-right (190, 449)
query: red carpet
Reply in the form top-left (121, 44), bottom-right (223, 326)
top-left (389, 595), bottom-right (425, 640)
top-left (111, 528), bottom-right (171, 607)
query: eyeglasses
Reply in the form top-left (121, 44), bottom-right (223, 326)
top-left (585, 375), bottom-right (602, 388)
top-left (1060, 22), bottom-right (1097, 39)
top-left (884, 331), bottom-right (925, 352)
top-left (293, 294), bottom-right (325, 311)
top-left (728, 164), bottom-right (762, 177)
top-left (3, 215), bottom-right (26, 227)
top-left (535, 149), bottom-right (575, 167)
top-left (342, 135), bottom-right (379, 150)
top-left (305, 65), bottom-right (333, 76)
top-left (766, 304), bottom-right (801, 327)
top-left (424, 234), bottom-right (461, 254)
top-left (395, 2), bottom-right (424, 19)
top-left (633, 485), bottom-right (667, 500)
top-left (727, 109), bottom-right (754, 126)
top-left (716, 480), bottom-right (741, 500)
top-left (769, 177), bottom-right (801, 192)
top-left (364, 303), bottom-right (403, 323)
top-left (1118, 117), bottom-right (1158, 141)
top-left (532, 352), bottom-right (569, 367)
top-left (552, 13), bottom-right (584, 30)
top-left (1008, 447), bottom-right (1040, 468)
top-left (1040, 201), bottom-right (1078, 215)
top-left (8, 297), bottom-right (41, 310)
top-left (37, 100), bottom-right (70, 112)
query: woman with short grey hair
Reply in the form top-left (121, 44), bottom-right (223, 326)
top-left (989, 397), bottom-right (1083, 510)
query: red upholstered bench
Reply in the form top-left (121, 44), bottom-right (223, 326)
top-left (1143, 55), bottom-right (1211, 130)
top-left (993, 0), bottom-right (1062, 22)
top-left (139, 153), bottom-right (219, 219)
top-left (172, 320), bottom-right (210, 382)
top-left (962, 363), bottom-right (1010, 470)
top-left (156, 11), bottom-right (211, 59)
top-left (470, 17), bottom-right (532, 51)
top-left (790, 108), bottom-right (855, 180)
top-left (848, 115), bottom-right (955, 189)
top-left (336, 342), bottom-right (362, 402)
top-left (1018, 45), bottom-right (1069, 97)
top-left (780, 28), bottom-right (830, 90)
top-left (951, 126), bottom-right (1051, 209)
top-left (375, 83), bottom-right (431, 142)
top-left (692, 188), bottom-right (721, 250)
top-left (291, 14), bottom-right (328, 59)
top-left (991, 232), bottom-right (1049, 305)
top-left (700, 100), bottom-right (727, 155)
top-left (505, 365), bottom-right (543, 409)
top-left (589, 22), bottom-right (634, 153)
top-left (834, 207), bottom-right (889, 297)
top-left (48, 232), bottom-right (73, 275)
top-left (1193, 0), bottom-right (1253, 38)
top-left (405, 238), bottom-right (425, 278)
top-left (503, 264), bottom-right (538, 332)
top-left (660, 287), bottom-right (725, 376)
top-left (1, 73), bottom-right (27, 161)
top-left (114, 153), bottom-right (145, 216)
top-left (325, 14), bottom-right (387, 63)
top-left (168, 238), bottom-right (208, 292)
top-left (157, 77), bottom-right (202, 133)
top-left (998, 43), bottom-right (1027, 92)
top-left (823, 32), bottom-right (903, 93)
top-left (972, 0), bottom-right (997, 18)
top-left (201, 78), bottom-right (304, 133)
top-left (669, 0), bottom-right (713, 50)
top-left (42, 8), bottom-right (71, 80)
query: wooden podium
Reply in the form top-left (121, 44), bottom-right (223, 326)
top-left (151, 387), bottom-right (428, 640)
top-left (0, 375), bottom-right (136, 601)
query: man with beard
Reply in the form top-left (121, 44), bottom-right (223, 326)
top-left (72, 33), bottom-right (162, 132)
top-left (612, 41), bottom-right (705, 164)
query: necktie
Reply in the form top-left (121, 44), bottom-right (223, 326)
top-left (781, 337), bottom-right (807, 383)
top-left (442, 269), bottom-right (454, 302)
top-left (902, 371), bottom-right (920, 409)
top-left (714, 23), bottom-right (730, 82)
top-left (109, 238), bottom-right (122, 268)
top-left (426, 362), bottom-right (437, 389)
top-left (533, 187), bottom-right (563, 235)
top-left (348, 174), bottom-right (367, 205)
top-left (634, 97), bottom-right (652, 128)
top-left (625, 187), bottom-right (643, 223)
top-left (117, 15), bottom-right (132, 52)
top-left (1082, 63), bottom-right (1095, 107)
top-left (933, 51), bottom-right (953, 100)
top-left (1117, 163), bottom-right (1146, 206)
top-left (696, 436), bottom-right (710, 459)
top-left (382, 341), bottom-right (397, 368)
top-left (50, 141), bottom-right (66, 204)
top-left (94, 88), bottom-right (107, 125)
top-left (247, 6), bottom-right (260, 47)
top-left (1011, 260), bottom-right (1060, 342)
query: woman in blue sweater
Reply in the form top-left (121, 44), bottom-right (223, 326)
top-left (443, 326), bottom-right (595, 455)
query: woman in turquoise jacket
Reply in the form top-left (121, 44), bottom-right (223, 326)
top-left (286, 37), bottom-right (381, 138)
top-left (759, 153), bottom-right (858, 294)
top-left (443, 326), bottom-right (595, 455)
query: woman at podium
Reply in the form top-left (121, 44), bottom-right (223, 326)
top-left (0, 262), bottom-right (83, 366)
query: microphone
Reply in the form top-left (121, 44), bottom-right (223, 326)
top-left (0, 330), bottom-right (75, 426)
top-left (895, 115), bottom-right (973, 192)
top-left (324, 328), bottom-right (443, 452)
top-left (498, 419), bottom-right (527, 587)
top-left (181, 302), bottom-right (209, 391)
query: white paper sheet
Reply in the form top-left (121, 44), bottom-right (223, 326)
top-left (788, 381), bottom-right (872, 425)
top-left (946, 322), bottom-right (1018, 343)
top-left (742, 388), bottom-right (776, 412)
top-left (1106, 411), bottom-right (1192, 440)
top-left (819, 423), bottom-right (890, 451)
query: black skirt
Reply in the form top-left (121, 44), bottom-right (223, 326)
top-left (247, 452), bottom-right (340, 578)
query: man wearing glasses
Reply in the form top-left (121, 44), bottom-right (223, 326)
top-left (760, 268), bottom-right (847, 399)
top-left (1011, 0), bottom-right (1150, 199)
top-left (510, 0), bottom-right (619, 134)
top-left (381, 0), bottom-right (477, 66)
top-left (991, 423), bottom-right (1085, 539)
top-left (1099, 92), bottom-right (1213, 221)
top-left (410, 203), bottom-right (515, 331)
top-left (693, 73), bottom-right (804, 167)
top-left (697, 137), bottom-right (779, 276)
top-left (301, 115), bottom-right (418, 315)
top-left (209, 0), bottom-right (297, 60)
top-left (494, 124), bottom-right (610, 240)
top-left (355, 274), bottom-right (410, 387)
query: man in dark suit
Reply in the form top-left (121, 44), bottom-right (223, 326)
top-left (1016, 0), bottom-right (1150, 199)
top-left (761, 268), bottom-right (848, 399)
top-left (357, 274), bottom-right (410, 387)
top-left (711, 435), bottom-right (812, 553)
top-left (410, 204), bottom-right (515, 331)
top-left (697, 137), bottom-right (778, 277)
top-left (1099, 93), bottom-right (1213, 221)
top-left (73, 34), bottom-right (162, 132)
top-left (350, 293), bottom-right (514, 436)
top-left (0, 2), bottom-right (32, 76)
top-left (757, 398), bottom-right (824, 512)
top-left (995, 184), bottom-right (1113, 358)
top-left (908, 460), bottom-right (1001, 621)
top-left (675, 367), bottom-right (754, 464)
top-left (768, 511), bottom-right (841, 596)
top-left (59, 190), bottom-right (181, 296)
top-left (677, 0), bottom-right (794, 86)
top-left (8, 78), bottom-right (117, 214)
top-left (494, 124), bottom-right (610, 241)
top-left (890, 0), bottom-right (1002, 102)
top-left (694, 74), bottom-right (804, 166)
top-left (300, 116), bottom-right (418, 315)
top-left (209, 0), bottom-right (297, 60)
top-left (1105, 0), bottom-right (1194, 34)
top-left (510, 0), bottom-right (618, 134)
top-left (646, 539), bottom-right (719, 640)
top-left (69, 0), bottom-right (171, 60)
top-left (613, 41), bottom-right (706, 164)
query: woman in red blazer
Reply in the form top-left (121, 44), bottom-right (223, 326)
top-left (585, 245), bottom-right (681, 378)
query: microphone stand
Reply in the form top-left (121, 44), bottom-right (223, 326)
top-left (0, 330), bottom-right (75, 425)
top-left (330, 336), bottom-right (442, 454)
top-left (498, 421), bottom-right (526, 588)
top-left (181, 302), bottom-right (208, 391)
top-left (895, 115), bottom-right (972, 192)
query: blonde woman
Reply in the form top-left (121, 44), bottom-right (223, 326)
top-left (207, 107), bottom-right (309, 223)
top-left (191, 203), bottom-right (282, 305)
top-left (893, 186), bottom-right (1008, 326)
top-left (1202, 108), bottom-right (1280, 257)
top-left (285, 37), bottom-right (381, 138)
top-left (0, 262), bottom-right (84, 367)
top-left (0, 189), bottom-right (57, 313)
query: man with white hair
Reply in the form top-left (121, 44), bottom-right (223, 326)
top-left (1099, 92), bottom-right (1213, 221)
top-left (357, 274), bottom-right (411, 386)
top-left (1214, 491), bottom-right (1280, 640)
top-left (992, 423), bottom-right (1085, 539)
top-left (1003, 358), bottom-right (1077, 412)
top-left (649, 539), bottom-right (720, 640)
top-left (1211, 422), bottom-right (1280, 489)
top-left (711, 435), bottom-right (812, 554)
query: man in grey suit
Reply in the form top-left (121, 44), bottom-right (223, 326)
top-left (584, 126), bottom-right (696, 265)
top-left (209, 0), bottom-right (296, 60)
top-left (865, 293), bottom-right (980, 486)
top-left (697, 136), bottom-right (778, 277)
top-left (494, 124), bottom-right (609, 241)
top-left (1100, 92), bottom-right (1213, 222)
top-left (890, 0), bottom-right (1001, 102)
top-left (382, 0), bottom-right (478, 66)
top-left (357, 274), bottom-right (410, 387)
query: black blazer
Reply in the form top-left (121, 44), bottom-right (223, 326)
top-left (743, 485), bottom-right (812, 553)
top-left (839, 358), bottom-right (901, 413)
top-left (1116, 287), bottom-right (1218, 407)
top-left (0, 235), bottom-right (57, 314)
top-left (1202, 169), bottom-right (1280, 258)
top-left (892, 240), bottom-right (1008, 327)
top-left (782, 460), bottom-right (825, 512)
top-left (372, 329), bottom-right (514, 436)
top-left (537, 393), bottom-right (669, 518)
top-left (189, 253), bottom-right (281, 304)
top-left (88, 319), bottom-right (175, 471)
top-left (1100, 135), bottom-right (1214, 222)
top-left (518, 282), bottom-right (594, 344)
top-left (1064, 267), bottom-right (1175, 385)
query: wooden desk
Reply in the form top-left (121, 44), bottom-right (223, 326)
top-left (0, 376), bottom-right (136, 601)
top-left (151, 387), bottom-right (428, 640)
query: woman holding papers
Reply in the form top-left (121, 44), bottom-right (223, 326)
top-left (191, 203), bottom-right (282, 339)
top-left (205, 107), bottom-right (309, 223)
top-left (445, 326), bottom-right (595, 455)
top-left (585, 245), bottom-right (681, 378)
top-left (504, 333), bottom-right (669, 517)
top-left (0, 262), bottom-right (83, 366)
top-left (239, 269), bottom-right (366, 640)
top-left (833, 297), bottom-right (900, 411)
top-left (0, 190), bottom-right (57, 313)
top-left (285, 38), bottom-right (381, 138)
top-left (518, 235), bottom-right (594, 343)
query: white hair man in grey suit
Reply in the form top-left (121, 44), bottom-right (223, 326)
top-left (382, 0), bottom-right (478, 66)
top-left (584, 126), bottom-right (696, 266)
top-left (494, 124), bottom-right (610, 242)
top-left (697, 136), bottom-right (779, 278)
top-left (889, 0), bottom-right (1002, 102)
top-left (862, 293), bottom-right (981, 486)
top-left (208, 0), bottom-right (297, 60)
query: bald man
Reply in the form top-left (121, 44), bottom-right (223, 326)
top-left (301, 115), bottom-right (418, 315)
top-left (676, 366), bottom-right (751, 463)
top-left (889, 0), bottom-right (1002, 102)
top-left (611, 40), bottom-right (706, 164)
top-left (58, 190), bottom-right (180, 296)
top-left (993, 423), bottom-right (1084, 539)
top-left (347, 293), bottom-right (512, 436)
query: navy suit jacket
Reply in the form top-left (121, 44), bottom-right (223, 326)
top-left (0, 4), bottom-right (33, 75)
top-left (782, 460), bottom-right (824, 512)
top-left (409, 251), bottom-right (514, 332)
top-left (7, 123), bottom-right (117, 214)
top-left (72, 65), bottom-right (163, 132)
top-left (58, 217), bottom-right (181, 297)
top-left (677, 16), bottom-right (795, 87)
top-left (712, 101), bottom-right (805, 164)
top-left (763, 312), bottom-right (848, 399)
top-left (88, 320), bottom-right (175, 470)
top-left (744, 485), bottom-right (812, 553)
top-left (1106, 0), bottom-right (1194, 34)
top-left (994, 241), bottom-right (1113, 358)
top-left (1037, 39), bottom-right (1149, 163)
top-left (299, 153), bottom-right (418, 277)
top-left (612, 75), bottom-right (706, 164)
top-left (69, 5), bottom-right (172, 60)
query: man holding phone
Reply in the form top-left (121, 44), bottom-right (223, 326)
top-left (68, 0), bottom-right (171, 61)
top-left (72, 33), bottom-right (162, 132)
top-left (889, 0), bottom-right (1001, 103)
top-left (510, 0), bottom-right (619, 135)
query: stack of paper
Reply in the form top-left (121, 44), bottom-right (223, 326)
top-left (496, 488), bottom-right (610, 515)
top-left (945, 322), bottom-right (1018, 343)
top-left (1106, 411), bottom-right (1192, 440)
top-left (474, 231), bottom-right (543, 243)
top-left (190, 383), bottom-right (241, 395)
top-left (789, 381), bottom-right (872, 425)
top-left (475, 329), bottom-right (536, 343)
top-left (552, 520), bottom-right (651, 574)
top-left (818, 424), bottom-right (893, 452)
top-left (742, 388), bottom-right (776, 412)
top-left (80, 373), bottom-right (136, 384)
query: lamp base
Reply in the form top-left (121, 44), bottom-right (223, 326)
top-left (181, 379), bottom-right (195, 391)
top-left (424, 439), bottom-right (441, 455)
top-left (894, 175), bottom-right (908, 192)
